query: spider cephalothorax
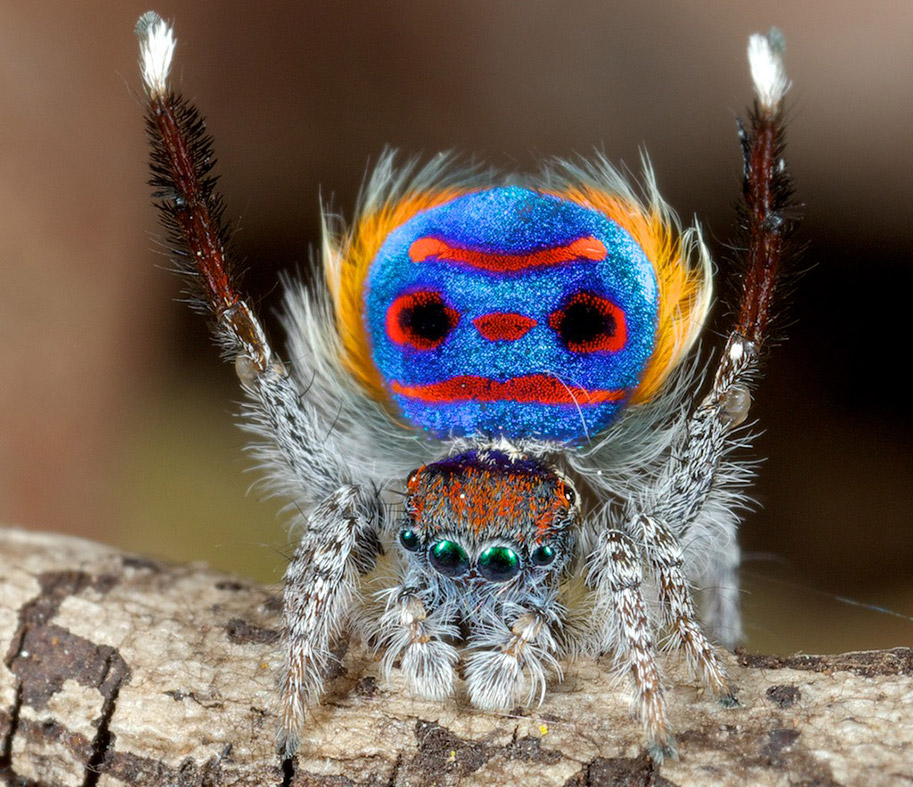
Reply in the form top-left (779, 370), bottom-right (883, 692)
top-left (137, 13), bottom-right (796, 763)
top-left (401, 449), bottom-right (579, 579)
top-left (372, 447), bottom-right (582, 708)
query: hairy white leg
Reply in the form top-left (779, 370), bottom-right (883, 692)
top-left (464, 605), bottom-right (562, 711)
top-left (589, 529), bottom-right (674, 761)
top-left (639, 515), bottom-right (735, 702)
top-left (280, 485), bottom-right (381, 755)
top-left (628, 337), bottom-right (758, 631)
top-left (377, 586), bottom-right (459, 700)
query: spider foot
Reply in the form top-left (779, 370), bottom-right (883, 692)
top-left (719, 691), bottom-right (740, 709)
top-left (647, 737), bottom-right (679, 764)
top-left (401, 639), bottom-right (458, 701)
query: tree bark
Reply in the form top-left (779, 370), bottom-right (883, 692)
top-left (0, 526), bottom-right (910, 787)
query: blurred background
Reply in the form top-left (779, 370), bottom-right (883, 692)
top-left (1, 1), bottom-right (911, 655)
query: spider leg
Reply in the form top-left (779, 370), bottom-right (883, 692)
top-left (588, 529), bottom-right (674, 760)
top-left (583, 35), bottom-right (795, 740)
top-left (280, 485), bottom-right (382, 754)
top-left (673, 30), bottom-right (798, 643)
top-left (376, 583), bottom-right (460, 701)
top-left (708, 34), bottom-right (796, 637)
top-left (705, 29), bottom-right (796, 460)
top-left (645, 355), bottom-right (752, 649)
top-left (639, 515), bottom-right (735, 702)
top-left (589, 345), bottom-right (749, 724)
top-left (136, 15), bottom-right (386, 755)
top-left (627, 30), bottom-right (797, 646)
top-left (135, 14), bottom-right (354, 501)
top-left (464, 599), bottom-right (564, 711)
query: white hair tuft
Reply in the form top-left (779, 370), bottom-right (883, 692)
top-left (747, 28), bottom-right (790, 111)
top-left (136, 11), bottom-right (176, 98)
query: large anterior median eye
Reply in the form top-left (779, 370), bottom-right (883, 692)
top-left (548, 291), bottom-right (627, 353)
top-left (478, 546), bottom-right (521, 582)
top-left (386, 290), bottom-right (459, 349)
top-left (429, 540), bottom-right (470, 577)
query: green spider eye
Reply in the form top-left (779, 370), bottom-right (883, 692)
top-left (530, 544), bottom-right (556, 567)
top-left (429, 540), bottom-right (469, 577)
top-left (399, 528), bottom-right (421, 552)
top-left (478, 546), bottom-right (521, 582)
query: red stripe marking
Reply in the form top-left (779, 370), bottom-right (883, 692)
top-left (391, 375), bottom-right (626, 405)
top-left (408, 236), bottom-right (607, 272)
top-left (472, 313), bottom-right (537, 341)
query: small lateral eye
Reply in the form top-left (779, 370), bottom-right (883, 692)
top-left (399, 528), bottom-right (421, 551)
top-left (386, 290), bottom-right (459, 350)
top-left (530, 544), bottom-right (556, 567)
top-left (429, 540), bottom-right (470, 577)
top-left (548, 291), bottom-right (626, 353)
top-left (478, 546), bottom-right (521, 582)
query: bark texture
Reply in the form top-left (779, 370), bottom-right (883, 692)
top-left (1, 526), bottom-right (910, 787)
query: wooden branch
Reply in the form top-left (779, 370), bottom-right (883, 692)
top-left (1, 527), bottom-right (910, 786)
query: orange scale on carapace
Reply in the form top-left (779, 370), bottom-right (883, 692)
top-left (406, 451), bottom-right (571, 541)
top-left (535, 503), bottom-right (560, 537)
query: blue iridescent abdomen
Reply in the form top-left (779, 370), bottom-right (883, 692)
top-left (364, 187), bottom-right (658, 441)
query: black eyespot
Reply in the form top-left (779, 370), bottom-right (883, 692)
top-left (429, 540), bottom-right (470, 578)
top-left (399, 528), bottom-right (421, 552)
top-left (478, 546), bottom-right (521, 582)
top-left (530, 545), bottom-right (556, 567)
top-left (548, 291), bottom-right (626, 353)
top-left (386, 291), bottom-right (459, 349)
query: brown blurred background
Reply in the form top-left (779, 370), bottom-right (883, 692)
top-left (1, 1), bottom-right (911, 655)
